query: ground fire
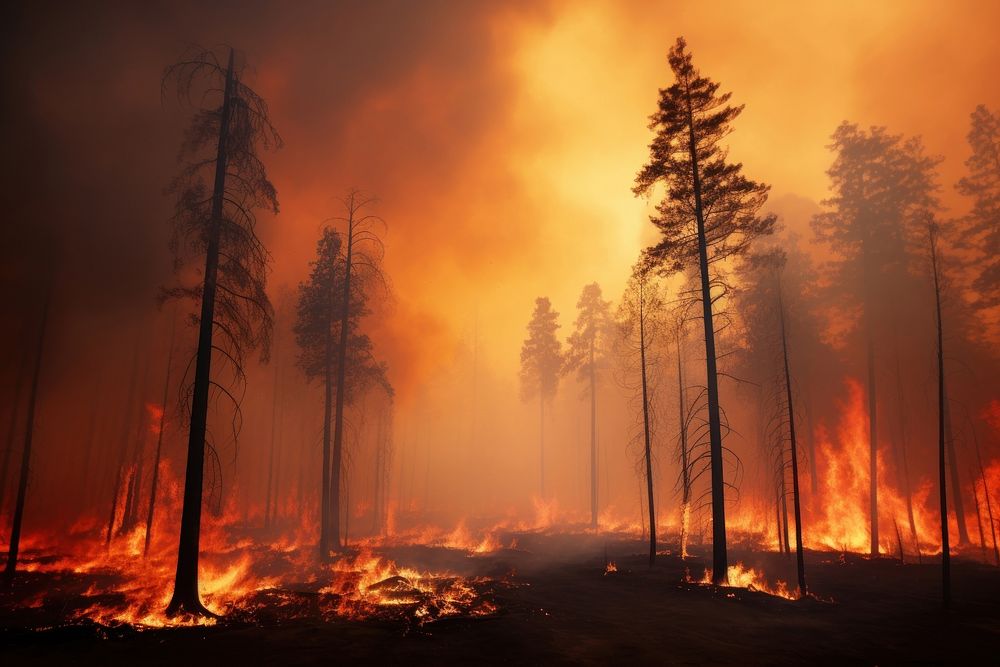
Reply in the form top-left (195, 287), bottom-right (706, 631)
top-left (2, 2), bottom-right (1000, 665)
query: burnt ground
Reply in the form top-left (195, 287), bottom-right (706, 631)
top-left (1, 531), bottom-right (998, 665)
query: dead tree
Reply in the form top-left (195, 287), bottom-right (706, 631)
top-left (162, 46), bottom-right (280, 617)
top-left (3, 284), bottom-right (50, 585)
top-left (144, 315), bottom-right (177, 557)
top-left (929, 221), bottom-right (950, 607)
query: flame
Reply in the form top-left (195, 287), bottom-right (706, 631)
top-left (604, 560), bottom-right (618, 575)
top-left (688, 563), bottom-right (798, 600)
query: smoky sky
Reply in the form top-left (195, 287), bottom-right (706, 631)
top-left (2, 0), bottom-right (999, 405)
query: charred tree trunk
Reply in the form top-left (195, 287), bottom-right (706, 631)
top-left (639, 288), bottom-right (656, 566)
top-left (319, 283), bottom-right (335, 558)
top-left (144, 318), bottom-right (176, 558)
top-left (942, 381), bottom-right (970, 545)
top-left (930, 225), bottom-right (950, 608)
top-left (970, 418), bottom-right (999, 566)
top-left (778, 284), bottom-right (806, 595)
top-left (107, 346), bottom-right (139, 546)
top-left (893, 350), bottom-right (921, 562)
top-left (539, 394), bottom-right (545, 498)
top-left (780, 471), bottom-right (791, 556)
top-left (866, 325), bottom-right (879, 557)
top-left (0, 354), bottom-right (29, 519)
top-left (166, 49), bottom-right (235, 618)
top-left (590, 339), bottom-right (598, 527)
top-left (330, 208), bottom-right (355, 553)
top-left (684, 81), bottom-right (727, 583)
top-left (265, 337), bottom-right (279, 530)
top-left (676, 334), bottom-right (691, 557)
top-left (3, 286), bottom-right (50, 585)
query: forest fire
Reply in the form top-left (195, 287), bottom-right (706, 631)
top-left (3, 2), bottom-right (1000, 664)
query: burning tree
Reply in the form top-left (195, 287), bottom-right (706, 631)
top-left (160, 46), bottom-right (281, 618)
top-left (565, 282), bottom-right (613, 527)
top-left (812, 124), bottom-right (942, 556)
top-left (926, 220), bottom-right (951, 606)
top-left (633, 37), bottom-right (776, 582)
top-left (737, 249), bottom-right (808, 595)
top-left (520, 297), bottom-right (563, 498)
top-left (615, 261), bottom-right (666, 565)
top-left (295, 214), bottom-right (389, 557)
top-left (957, 105), bottom-right (1000, 319)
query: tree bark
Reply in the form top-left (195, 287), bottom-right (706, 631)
top-left (3, 285), bottom-right (50, 584)
top-left (166, 48), bottom-right (235, 618)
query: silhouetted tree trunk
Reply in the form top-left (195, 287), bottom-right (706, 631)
top-left (3, 286), bottom-right (50, 585)
top-left (893, 350), bottom-right (921, 562)
top-left (540, 394), bottom-right (545, 497)
top-left (0, 354), bottom-right (28, 519)
top-left (107, 345), bottom-right (139, 546)
top-left (166, 49), bottom-right (235, 618)
top-left (144, 317), bottom-right (176, 557)
top-left (265, 333), bottom-right (280, 530)
top-left (684, 82), bottom-right (729, 583)
top-left (866, 310), bottom-right (879, 557)
top-left (930, 224), bottom-right (950, 608)
top-left (676, 333), bottom-right (691, 557)
top-left (778, 283), bottom-right (806, 595)
top-left (330, 211), bottom-right (355, 552)
top-left (639, 286), bottom-right (655, 566)
top-left (942, 381), bottom-right (970, 545)
top-left (970, 417), bottom-right (999, 566)
top-left (780, 473), bottom-right (791, 556)
top-left (320, 283), bottom-right (334, 557)
top-left (590, 339), bottom-right (598, 526)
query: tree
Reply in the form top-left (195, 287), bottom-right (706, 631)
top-left (520, 297), bottom-right (563, 498)
top-left (566, 282), bottom-right (613, 526)
top-left (633, 37), bottom-right (775, 582)
top-left (928, 220), bottom-right (950, 607)
top-left (3, 284), bottom-right (50, 585)
top-left (811, 123), bottom-right (940, 556)
top-left (144, 313), bottom-right (177, 557)
top-left (161, 46), bottom-right (280, 618)
top-left (956, 105), bottom-right (1000, 314)
top-left (616, 262), bottom-right (664, 565)
top-left (295, 223), bottom-right (388, 557)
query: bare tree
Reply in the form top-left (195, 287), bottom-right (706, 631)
top-left (3, 283), bottom-right (50, 585)
top-left (616, 261), bottom-right (665, 565)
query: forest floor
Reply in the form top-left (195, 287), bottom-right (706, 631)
top-left (1, 530), bottom-right (999, 665)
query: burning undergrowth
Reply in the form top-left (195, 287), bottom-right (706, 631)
top-left (0, 528), bottom-right (503, 633)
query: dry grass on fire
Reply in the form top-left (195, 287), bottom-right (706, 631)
top-left (2, 530), bottom-right (999, 665)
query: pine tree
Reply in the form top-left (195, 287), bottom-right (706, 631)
top-left (811, 123), bottom-right (940, 556)
top-left (295, 225), bottom-right (388, 557)
top-left (617, 262), bottom-right (664, 565)
top-left (161, 46), bottom-right (280, 618)
top-left (957, 105), bottom-right (1000, 313)
top-left (633, 37), bottom-right (775, 582)
top-left (520, 297), bottom-right (563, 498)
top-left (566, 282), bottom-right (613, 526)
